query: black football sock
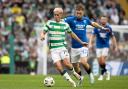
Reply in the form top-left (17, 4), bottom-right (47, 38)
top-left (78, 71), bottom-right (82, 76)
top-left (100, 64), bottom-right (107, 75)
top-left (86, 67), bottom-right (91, 74)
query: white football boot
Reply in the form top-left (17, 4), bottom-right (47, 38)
top-left (89, 73), bottom-right (95, 84)
top-left (98, 75), bottom-right (103, 80)
top-left (78, 76), bottom-right (84, 86)
top-left (106, 71), bottom-right (110, 80)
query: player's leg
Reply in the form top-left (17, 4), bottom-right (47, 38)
top-left (80, 57), bottom-right (91, 74)
top-left (69, 49), bottom-right (84, 85)
top-left (72, 63), bottom-right (84, 85)
top-left (101, 48), bottom-right (110, 80)
top-left (97, 48), bottom-right (110, 80)
top-left (97, 56), bottom-right (105, 80)
top-left (80, 57), bottom-right (94, 84)
top-left (63, 58), bottom-right (81, 78)
top-left (54, 61), bottom-right (76, 87)
top-left (96, 48), bottom-right (104, 80)
top-left (60, 50), bottom-right (81, 80)
top-left (51, 50), bottom-right (76, 87)
top-left (72, 63), bottom-right (81, 76)
top-left (80, 47), bottom-right (94, 84)
top-left (70, 48), bottom-right (83, 77)
top-left (98, 56), bottom-right (110, 80)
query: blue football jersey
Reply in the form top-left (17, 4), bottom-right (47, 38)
top-left (64, 16), bottom-right (92, 48)
top-left (92, 24), bottom-right (114, 48)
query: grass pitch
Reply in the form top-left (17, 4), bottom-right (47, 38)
top-left (0, 74), bottom-right (128, 89)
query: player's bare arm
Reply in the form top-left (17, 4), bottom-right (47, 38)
top-left (111, 35), bottom-right (118, 52)
top-left (91, 16), bottom-right (110, 31)
top-left (91, 22), bottom-right (109, 31)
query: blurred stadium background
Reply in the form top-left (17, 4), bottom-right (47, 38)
top-left (0, 0), bottom-right (128, 77)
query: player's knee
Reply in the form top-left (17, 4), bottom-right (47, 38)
top-left (99, 60), bottom-right (105, 65)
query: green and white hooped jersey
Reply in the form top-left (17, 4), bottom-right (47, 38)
top-left (44, 20), bottom-right (72, 50)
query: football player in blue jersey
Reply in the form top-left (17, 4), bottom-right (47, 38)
top-left (64, 3), bottom-right (109, 84)
top-left (89, 16), bottom-right (118, 80)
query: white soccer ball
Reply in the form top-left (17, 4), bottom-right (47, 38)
top-left (43, 76), bottom-right (55, 87)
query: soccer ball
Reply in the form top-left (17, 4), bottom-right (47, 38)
top-left (43, 76), bottom-right (55, 87)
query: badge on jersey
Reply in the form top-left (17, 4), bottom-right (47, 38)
top-left (99, 33), bottom-right (107, 38)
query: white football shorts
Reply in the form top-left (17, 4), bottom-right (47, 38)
top-left (96, 48), bottom-right (109, 57)
top-left (71, 47), bottom-right (89, 63)
top-left (50, 48), bottom-right (70, 63)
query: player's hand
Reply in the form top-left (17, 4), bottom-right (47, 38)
top-left (40, 32), bottom-right (45, 40)
top-left (81, 42), bottom-right (88, 47)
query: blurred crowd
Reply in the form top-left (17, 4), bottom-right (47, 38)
top-left (0, 0), bottom-right (128, 74)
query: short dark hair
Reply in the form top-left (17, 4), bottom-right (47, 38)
top-left (75, 3), bottom-right (85, 11)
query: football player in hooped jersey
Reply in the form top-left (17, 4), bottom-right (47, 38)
top-left (64, 3), bottom-right (110, 84)
top-left (89, 16), bottom-right (118, 80)
top-left (41, 8), bottom-right (89, 87)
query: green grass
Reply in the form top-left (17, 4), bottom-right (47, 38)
top-left (0, 74), bottom-right (128, 89)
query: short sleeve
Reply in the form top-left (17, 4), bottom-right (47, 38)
top-left (109, 26), bottom-right (114, 36)
top-left (65, 23), bottom-right (72, 33)
top-left (43, 21), bottom-right (50, 32)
